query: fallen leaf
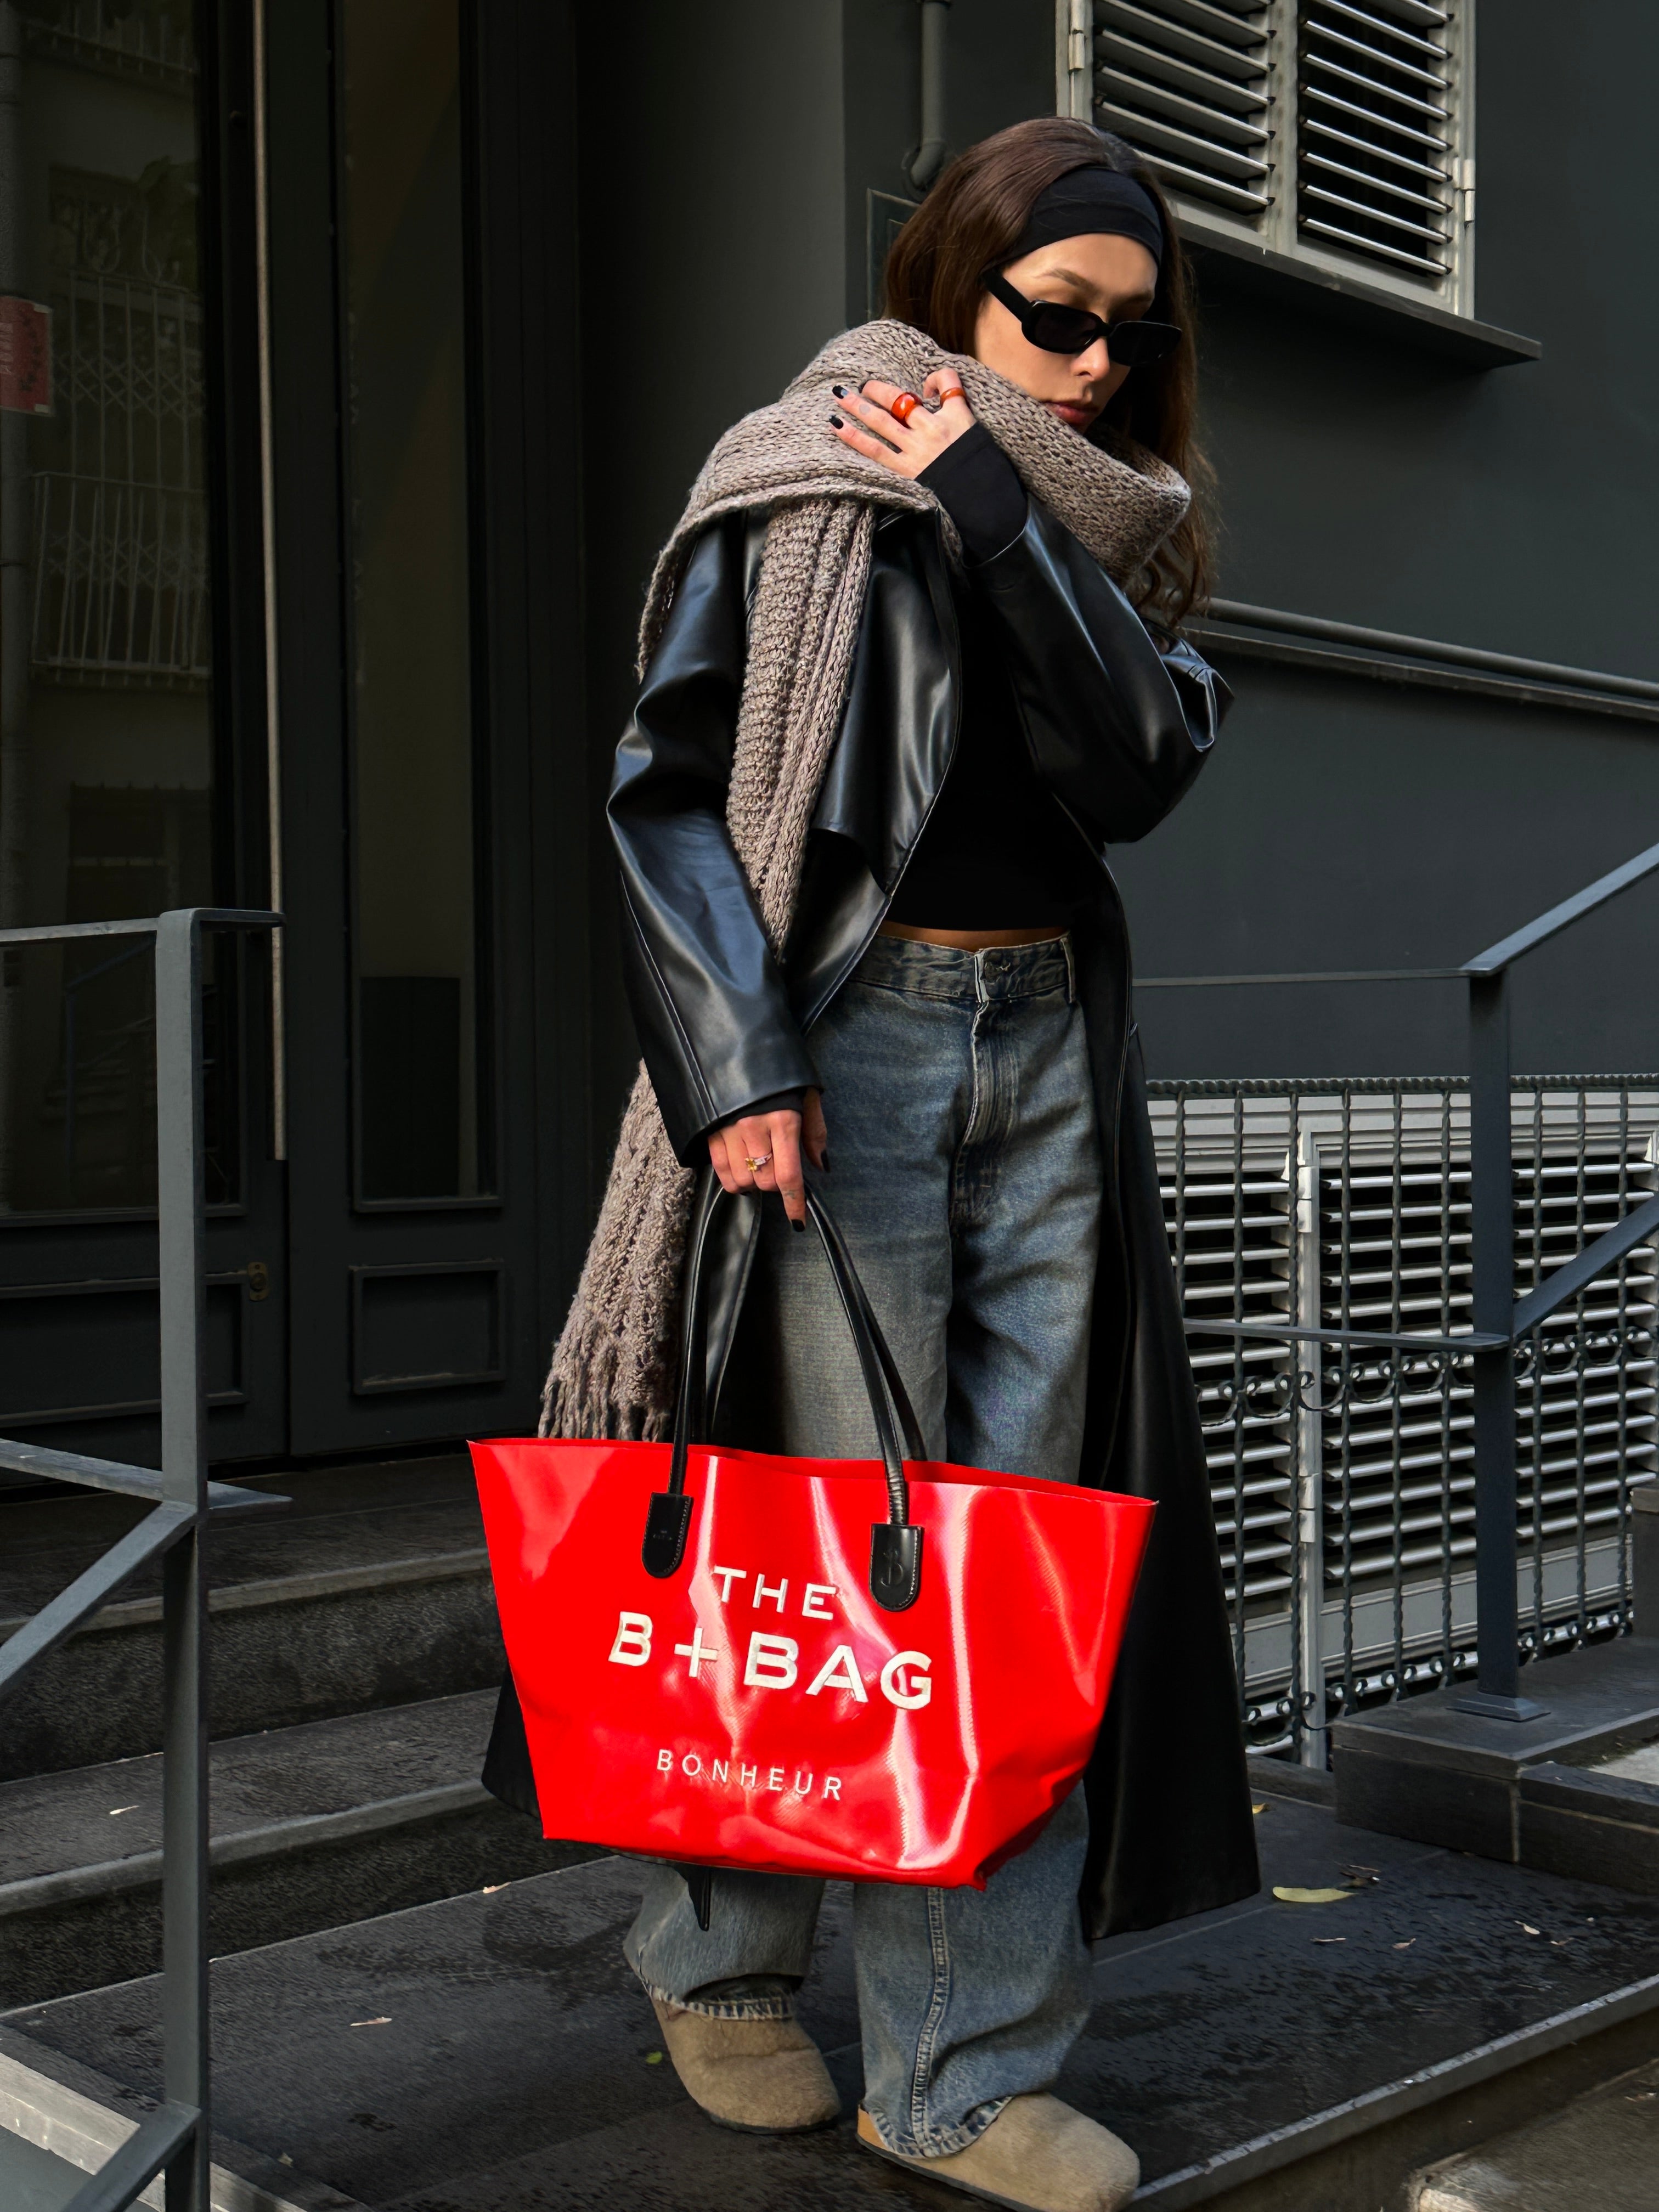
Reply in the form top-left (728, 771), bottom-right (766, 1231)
top-left (1392, 1939), bottom-right (1417, 1950)
top-left (1519, 1923), bottom-right (1541, 1937)
top-left (1273, 1886), bottom-right (1354, 1905)
top-left (278, 2154), bottom-right (294, 2168)
top-left (482, 1884), bottom-right (507, 1894)
top-left (109, 1805), bottom-right (138, 1816)
top-left (1313, 1936), bottom-right (1346, 1945)
top-left (349, 2017), bottom-right (392, 2029)
top-left (1251, 1802), bottom-right (1266, 1815)
top-left (1339, 1865), bottom-right (1380, 1887)
top-left (646, 2050), bottom-right (664, 2065)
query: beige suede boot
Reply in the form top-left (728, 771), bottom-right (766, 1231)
top-left (651, 1997), bottom-right (841, 2133)
top-left (856, 2094), bottom-right (1139, 2211)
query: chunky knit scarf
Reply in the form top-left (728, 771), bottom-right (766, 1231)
top-left (540, 319), bottom-right (1190, 1440)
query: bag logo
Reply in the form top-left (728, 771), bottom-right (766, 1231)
top-left (655, 1748), bottom-right (842, 1800)
top-left (606, 1561), bottom-right (933, 1711)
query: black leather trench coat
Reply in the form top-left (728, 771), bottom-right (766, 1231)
top-left (492, 492), bottom-right (1260, 1938)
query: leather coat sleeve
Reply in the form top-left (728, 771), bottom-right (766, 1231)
top-left (608, 516), bottom-right (821, 1166)
top-left (972, 497), bottom-right (1232, 844)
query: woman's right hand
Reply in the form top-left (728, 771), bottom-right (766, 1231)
top-left (708, 1090), bottom-right (827, 1227)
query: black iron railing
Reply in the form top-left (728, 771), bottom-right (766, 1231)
top-left (0, 908), bottom-right (281, 2212)
top-left (1141, 837), bottom-right (1659, 1736)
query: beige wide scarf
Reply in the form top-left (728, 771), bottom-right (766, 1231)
top-left (540, 318), bottom-right (1190, 1440)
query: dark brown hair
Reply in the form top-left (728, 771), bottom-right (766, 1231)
top-left (883, 117), bottom-right (1213, 627)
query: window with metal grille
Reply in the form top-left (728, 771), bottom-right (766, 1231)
top-left (30, 163), bottom-right (208, 691)
top-left (1059, 0), bottom-right (1475, 318)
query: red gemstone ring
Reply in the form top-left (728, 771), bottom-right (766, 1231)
top-left (889, 390), bottom-right (922, 425)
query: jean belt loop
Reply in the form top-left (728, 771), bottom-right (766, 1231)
top-left (975, 947), bottom-right (989, 1008)
top-left (1062, 933), bottom-right (1076, 1005)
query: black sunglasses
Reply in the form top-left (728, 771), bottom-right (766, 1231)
top-left (980, 269), bottom-right (1181, 366)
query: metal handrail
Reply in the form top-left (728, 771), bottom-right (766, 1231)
top-left (0, 909), bottom-right (283, 2212)
top-left (1203, 598), bottom-right (1659, 704)
top-left (1140, 837), bottom-right (1659, 1721)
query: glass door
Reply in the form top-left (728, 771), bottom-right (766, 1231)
top-left (274, 0), bottom-right (549, 1456)
top-left (340, 0), bottom-right (493, 1214)
top-left (0, 0), bottom-right (285, 1473)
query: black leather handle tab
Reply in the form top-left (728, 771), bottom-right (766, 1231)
top-left (641, 1178), bottom-right (925, 1609)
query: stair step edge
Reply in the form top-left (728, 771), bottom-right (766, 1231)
top-left (0, 1548), bottom-right (492, 1641)
top-left (0, 1781), bottom-right (494, 1917)
top-left (0, 2037), bottom-right (366, 2212)
top-left (1131, 1968), bottom-right (1659, 2207)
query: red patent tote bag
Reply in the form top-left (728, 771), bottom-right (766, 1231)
top-left (472, 1186), bottom-right (1155, 1893)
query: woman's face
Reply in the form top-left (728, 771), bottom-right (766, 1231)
top-left (970, 232), bottom-right (1159, 435)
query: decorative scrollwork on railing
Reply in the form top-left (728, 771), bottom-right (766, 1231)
top-left (1195, 1321), bottom-right (1657, 1430)
top-left (1512, 1320), bottom-right (1655, 1379)
top-left (1197, 1348), bottom-right (1466, 1428)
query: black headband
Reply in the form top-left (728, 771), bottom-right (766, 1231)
top-left (1007, 165), bottom-right (1165, 272)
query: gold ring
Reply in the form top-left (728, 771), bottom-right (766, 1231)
top-left (745, 1153), bottom-right (772, 1172)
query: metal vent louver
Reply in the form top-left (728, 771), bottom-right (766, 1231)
top-left (1155, 1093), bottom-right (1296, 1628)
top-left (1091, 1), bottom-right (1273, 217)
top-left (1150, 1081), bottom-right (1659, 1754)
top-left (1074, 0), bottom-right (1472, 311)
top-left (1295, 0), bottom-right (1458, 279)
top-left (1314, 1103), bottom-right (1657, 1624)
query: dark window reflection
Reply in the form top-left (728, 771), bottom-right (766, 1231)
top-left (0, 2), bottom-right (231, 1214)
top-left (340, 0), bottom-right (490, 1203)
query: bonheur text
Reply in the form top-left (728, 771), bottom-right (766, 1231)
top-left (608, 1611), bottom-right (932, 1710)
top-left (657, 1748), bottom-right (842, 1799)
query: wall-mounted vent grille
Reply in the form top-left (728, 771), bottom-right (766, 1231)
top-left (1159, 1094), bottom-right (1294, 1623)
top-left (1296, 1), bottom-right (1458, 280)
top-left (1308, 1118), bottom-right (1658, 1602)
top-left (1148, 1080), bottom-right (1659, 1757)
top-left (1065, 0), bottom-right (1472, 314)
top-left (1092, 1), bottom-right (1273, 217)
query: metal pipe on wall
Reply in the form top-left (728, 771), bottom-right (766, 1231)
top-left (904, 0), bottom-right (951, 196)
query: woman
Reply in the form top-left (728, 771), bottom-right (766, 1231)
top-left (492, 116), bottom-right (1258, 2212)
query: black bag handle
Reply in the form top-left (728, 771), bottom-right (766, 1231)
top-left (641, 1179), bottom-right (924, 1611)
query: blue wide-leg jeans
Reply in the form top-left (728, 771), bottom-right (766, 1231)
top-left (625, 932), bottom-right (1104, 2159)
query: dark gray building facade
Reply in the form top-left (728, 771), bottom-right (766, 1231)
top-left (0, 0), bottom-right (1654, 1481)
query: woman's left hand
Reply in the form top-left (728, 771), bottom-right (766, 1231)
top-left (830, 370), bottom-right (974, 480)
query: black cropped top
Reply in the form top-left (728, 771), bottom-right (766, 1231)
top-left (883, 423), bottom-right (1103, 929)
top-left (719, 424), bottom-right (1109, 1126)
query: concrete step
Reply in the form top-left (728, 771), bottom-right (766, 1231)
top-left (1333, 1633), bottom-right (1659, 1896)
top-left (0, 1687), bottom-right (598, 2010)
top-left (1408, 2056), bottom-right (1659, 2209)
top-left (4, 1782), bottom-right (1658, 2209)
top-left (0, 2034), bottom-right (358, 2211)
top-left (0, 1458), bottom-right (503, 1781)
top-left (0, 2124), bottom-right (91, 2212)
